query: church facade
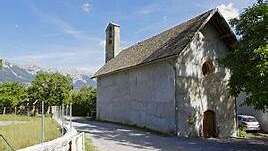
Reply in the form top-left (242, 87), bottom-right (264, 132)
top-left (93, 9), bottom-right (237, 138)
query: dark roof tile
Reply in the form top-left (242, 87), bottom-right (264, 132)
top-left (94, 9), bottom-right (216, 77)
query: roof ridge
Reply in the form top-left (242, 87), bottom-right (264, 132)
top-left (118, 9), bottom-right (216, 55)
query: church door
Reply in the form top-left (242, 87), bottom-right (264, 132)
top-left (203, 110), bottom-right (217, 138)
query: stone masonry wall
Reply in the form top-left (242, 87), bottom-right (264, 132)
top-left (175, 23), bottom-right (236, 138)
top-left (97, 61), bottom-right (176, 133)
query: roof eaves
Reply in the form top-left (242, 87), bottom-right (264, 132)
top-left (91, 54), bottom-right (178, 78)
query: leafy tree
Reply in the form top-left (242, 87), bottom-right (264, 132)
top-left (222, 0), bottom-right (267, 110)
top-left (27, 72), bottom-right (73, 108)
top-left (70, 86), bottom-right (96, 116)
top-left (0, 82), bottom-right (27, 108)
top-left (0, 59), bottom-right (3, 69)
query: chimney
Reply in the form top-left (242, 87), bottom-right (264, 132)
top-left (105, 22), bottom-right (120, 62)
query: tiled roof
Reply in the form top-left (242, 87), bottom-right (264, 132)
top-left (93, 9), bottom-right (234, 78)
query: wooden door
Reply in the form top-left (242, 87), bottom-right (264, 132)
top-left (203, 110), bottom-right (217, 138)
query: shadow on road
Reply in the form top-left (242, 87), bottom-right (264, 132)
top-left (71, 117), bottom-right (268, 151)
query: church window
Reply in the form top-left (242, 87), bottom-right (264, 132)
top-left (202, 60), bottom-right (215, 76)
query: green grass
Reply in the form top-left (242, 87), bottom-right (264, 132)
top-left (0, 114), bottom-right (33, 121)
top-left (0, 114), bottom-right (61, 150)
top-left (85, 137), bottom-right (98, 151)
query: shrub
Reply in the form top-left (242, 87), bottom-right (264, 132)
top-left (70, 86), bottom-right (96, 117)
top-left (0, 82), bottom-right (27, 109)
top-left (28, 72), bottom-right (73, 107)
top-left (238, 126), bottom-right (247, 138)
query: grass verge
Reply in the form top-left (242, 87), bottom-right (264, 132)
top-left (85, 137), bottom-right (98, 151)
top-left (0, 114), bottom-right (61, 150)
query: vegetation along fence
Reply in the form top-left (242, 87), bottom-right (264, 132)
top-left (16, 105), bottom-right (84, 151)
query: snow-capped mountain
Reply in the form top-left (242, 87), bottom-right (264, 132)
top-left (0, 60), bottom-right (34, 84)
top-left (72, 73), bottom-right (96, 89)
top-left (20, 64), bottom-right (42, 75)
top-left (0, 60), bottom-right (96, 88)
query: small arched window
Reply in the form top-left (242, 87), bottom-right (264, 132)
top-left (202, 60), bottom-right (215, 76)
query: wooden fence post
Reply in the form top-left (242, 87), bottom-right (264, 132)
top-left (69, 103), bottom-right (72, 129)
top-left (27, 106), bottom-right (30, 117)
top-left (41, 101), bottom-right (45, 143)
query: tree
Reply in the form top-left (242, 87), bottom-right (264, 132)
top-left (69, 86), bottom-right (96, 116)
top-left (27, 72), bottom-right (73, 109)
top-left (222, 0), bottom-right (268, 111)
top-left (0, 82), bottom-right (27, 108)
top-left (0, 59), bottom-right (3, 69)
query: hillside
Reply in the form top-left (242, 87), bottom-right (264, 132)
top-left (0, 60), bottom-right (96, 88)
top-left (0, 61), bottom-right (34, 84)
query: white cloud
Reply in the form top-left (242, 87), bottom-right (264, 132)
top-left (30, 3), bottom-right (96, 41)
top-left (98, 40), bottom-right (105, 48)
top-left (50, 17), bottom-right (84, 39)
top-left (81, 2), bottom-right (92, 13)
top-left (10, 2), bottom-right (103, 74)
top-left (8, 52), bottom-right (76, 64)
top-left (137, 3), bottom-right (160, 15)
top-left (7, 47), bottom-right (103, 74)
top-left (217, 3), bottom-right (239, 21)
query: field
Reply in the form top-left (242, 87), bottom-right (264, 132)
top-left (0, 114), bottom-right (61, 150)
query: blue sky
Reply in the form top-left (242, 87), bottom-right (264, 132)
top-left (0, 0), bottom-right (254, 74)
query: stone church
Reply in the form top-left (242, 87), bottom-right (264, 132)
top-left (93, 9), bottom-right (237, 138)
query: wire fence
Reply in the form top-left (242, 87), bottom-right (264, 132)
top-left (0, 103), bottom-right (72, 117)
top-left (52, 104), bottom-right (74, 135)
top-left (0, 106), bottom-right (30, 115)
top-left (17, 104), bottom-right (84, 151)
top-left (0, 102), bottom-right (85, 151)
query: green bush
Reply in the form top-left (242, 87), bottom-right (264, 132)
top-left (70, 86), bottom-right (96, 117)
top-left (28, 72), bottom-right (73, 107)
top-left (0, 82), bottom-right (27, 108)
top-left (238, 126), bottom-right (247, 138)
top-left (0, 72), bottom-right (97, 117)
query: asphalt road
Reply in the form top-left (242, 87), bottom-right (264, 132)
top-left (70, 117), bottom-right (268, 151)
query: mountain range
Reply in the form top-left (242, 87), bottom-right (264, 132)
top-left (0, 60), bottom-right (96, 89)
